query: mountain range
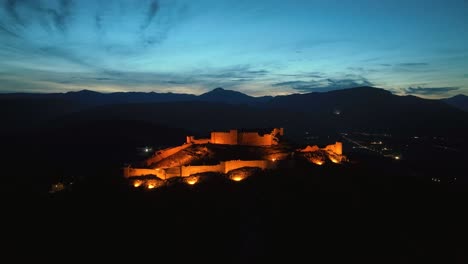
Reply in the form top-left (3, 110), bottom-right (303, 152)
top-left (2, 86), bottom-right (468, 140)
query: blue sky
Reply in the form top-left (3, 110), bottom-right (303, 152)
top-left (0, 0), bottom-right (467, 98)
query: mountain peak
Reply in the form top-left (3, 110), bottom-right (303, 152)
top-left (212, 87), bottom-right (225, 92)
top-left (66, 89), bottom-right (101, 95)
top-left (198, 87), bottom-right (254, 104)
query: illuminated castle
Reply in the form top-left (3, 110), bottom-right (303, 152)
top-left (124, 128), bottom-right (345, 188)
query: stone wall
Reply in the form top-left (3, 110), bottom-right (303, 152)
top-left (123, 167), bottom-right (166, 179)
top-left (125, 159), bottom-right (275, 179)
top-left (211, 130), bottom-right (238, 145)
top-left (145, 143), bottom-right (193, 166)
top-left (224, 160), bottom-right (273, 172)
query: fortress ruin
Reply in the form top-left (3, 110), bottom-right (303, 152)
top-left (124, 127), bottom-right (345, 188)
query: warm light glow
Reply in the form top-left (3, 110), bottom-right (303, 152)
top-left (133, 180), bottom-right (144, 187)
top-left (394, 156), bottom-right (400, 160)
top-left (311, 158), bottom-right (324, 165)
top-left (330, 157), bottom-right (340, 164)
top-left (271, 158), bottom-right (276, 162)
top-left (146, 180), bottom-right (162, 189)
top-left (231, 175), bottom-right (245, 182)
top-left (185, 176), bottom-right (199, 185)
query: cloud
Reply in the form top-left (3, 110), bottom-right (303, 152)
top-left (4, 0), bottom-right (24, 25)
top-left (276, 72), bottom-right (323, 78)
top-left (47, 0), bottom-right (73, 33)
top-left (397, 62), bottom-right (429, 67)
top-left (272, 76), bottom-right (374, 93)
top-left (404, 86), bottom-right (460, 95)
top-left (2, 0), bottom-right (74, 33)
top-left (141, 0), bottom-right (160, 30)
top-left (0, 64), bottom-right (271, 95)
top-left (199, 65), bottom-right (269, 79)
top-left (0, 23), bottom-right (20, 38)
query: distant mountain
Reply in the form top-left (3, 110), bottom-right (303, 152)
top-left (64, 89), bottom-right (198, 106)
top-left (198, 87), bottom-right (254, 104)
top-left (443, 94), bottom-right (468, 112)
top-left (197, 87), bottom-right (273, 104)
top-left (2, 86), bottom-right (468, 138)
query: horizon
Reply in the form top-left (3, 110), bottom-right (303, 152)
top-left (0, 86), bottom-right (464, 100)
top-left (1, 0), bottom-right (468, 98)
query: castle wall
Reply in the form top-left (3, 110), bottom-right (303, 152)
top-left (124, 167), bottom-right (166, 179)
top-left (299, 142), bottom-right (342, 155)
top-left (145, 143), bottom-right (192, 166)
top-left (324, 142), bottom-right (343, 155)
top-left (186, 136), bottom-right (210, 144)
top-left (211, 130), bottom-right (238, 145)
top-left (165, 167), bottom-right (182, 179)
top-left (299, 145), bottom-right (320, 152)
top-left (181, 163), bottom-right (225, 176)
top-left (238, 132), bottom-right (274, 146)
top-left (125, 159), bottom-right (275, 179)
top-left (224, 160), bottom-right (273, 173)
top-left (271, 128), bottom-right (284, 136)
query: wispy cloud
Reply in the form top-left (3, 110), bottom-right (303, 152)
top-left (404, 86), bottom-right (460, 95)
top-left (0, 64), bottom-right (273, 94)
top-left (198, 65), bottom-right (269, 79)
top-left (397, 62), bottom-right (429, 67)
top-left (2, 0), bottom-right (74, 33)
top-left (141, 0), bottom-right (160, 30)
top-left (0, 23), bottom-right (20, 38)
top-left (4, 0), bottom-right (24, 25)
top-left (272, 76), bottom-right (374, 93)
top-left (49, 0), bottom-right (73, 33)
top-left (275, 72), bottom-right (323, 78)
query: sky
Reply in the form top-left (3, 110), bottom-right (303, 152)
top-left (0, 0), bottom-right (467, 98)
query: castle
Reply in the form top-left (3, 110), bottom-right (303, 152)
top-left (124, 128), bottom-right (344, 188)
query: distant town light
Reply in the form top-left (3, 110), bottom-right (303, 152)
top-left (394, 156), bottom-right (400, 160)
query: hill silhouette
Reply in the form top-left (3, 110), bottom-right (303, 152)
top-left (443, 94), bottom-right (468, 112)
top-left (2, 86), bottom-right (468, 139)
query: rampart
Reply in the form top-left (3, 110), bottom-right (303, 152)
top-left (299, 142), bottom-right (342, 155)
top-left (123, 167), bottom-right (166, 179)
top-left (145, 143), bottom-right (192, 166)
top-left (224, 160), bottom-right (271, 172)
top-left (185, 136), bottom-right (210, 144)
top-left (125, 159), bottom-right (275, 179)
top-left (211, 130), bottom-right (238, 145)
top-left (186, 128), bottom-right (284, 146)
top-left (324, 142), bottom-right (342, 155)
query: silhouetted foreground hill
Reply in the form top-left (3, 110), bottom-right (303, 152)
top-left (443, 94), bottom-right (468, 112)
top-left (2, 119), bottom-right (189, 194)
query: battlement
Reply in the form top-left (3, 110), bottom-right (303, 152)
top-left (187, 128), bottom-right (283, 146)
